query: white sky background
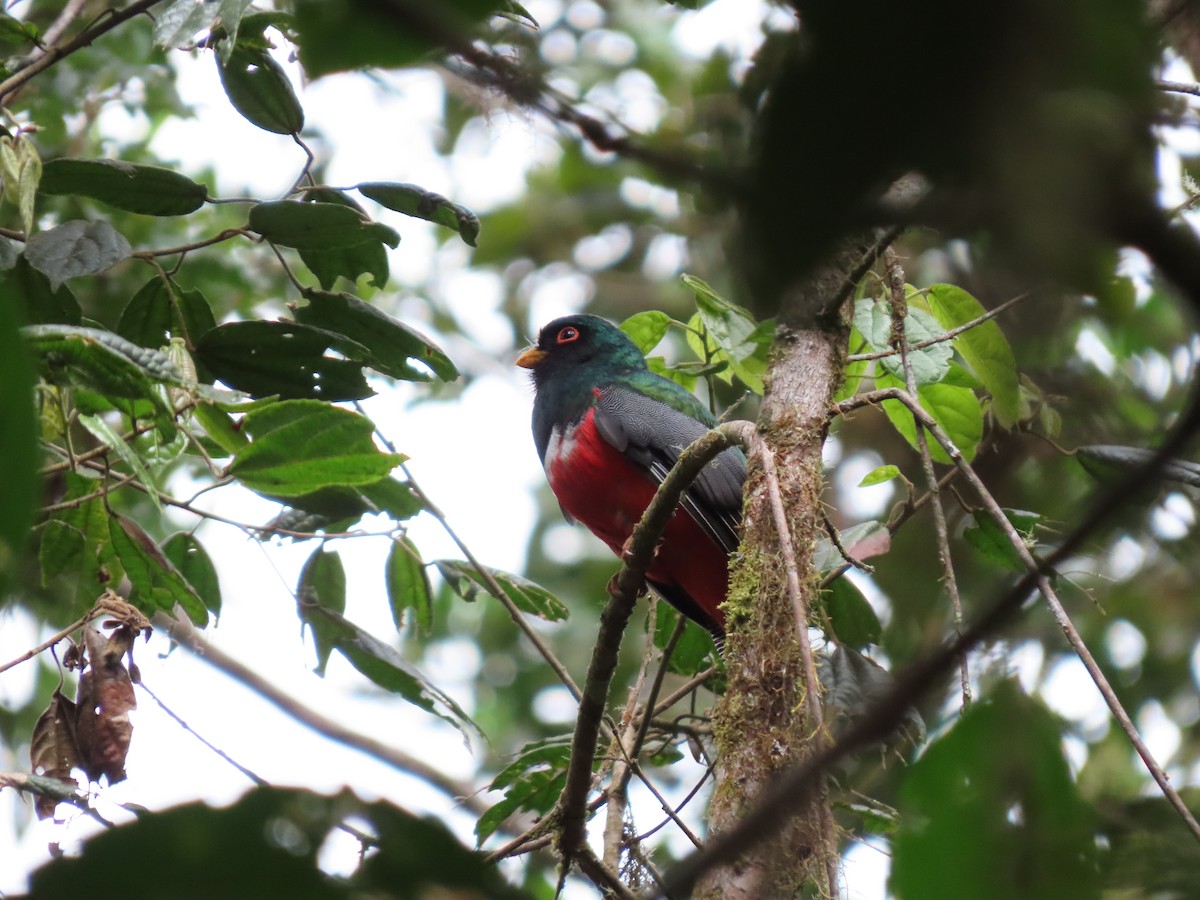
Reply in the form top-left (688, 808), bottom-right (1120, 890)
top-left (10, 2), bottom-right (1193, 898)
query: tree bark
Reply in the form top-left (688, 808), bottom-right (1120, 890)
top-left (695, 236), bottom-right (889, 899)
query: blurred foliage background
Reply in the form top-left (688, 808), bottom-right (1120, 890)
top-left (1, 1), bottom-right (1200, 898)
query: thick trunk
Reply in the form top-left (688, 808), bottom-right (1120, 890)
top-left (695, 237), bottom-right (884, 899)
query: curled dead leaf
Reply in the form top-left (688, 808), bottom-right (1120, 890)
top-left (75, 626), bottom-right (136, 785)
top-left (29, 689), bottom-right (81, 819)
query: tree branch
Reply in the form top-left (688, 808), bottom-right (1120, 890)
top-left (556, 422), bottom-right (753, 880)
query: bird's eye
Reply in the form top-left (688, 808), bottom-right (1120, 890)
top-left (556, 326), bottom-right (580, 345)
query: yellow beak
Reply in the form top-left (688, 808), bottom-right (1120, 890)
top-left (516, 347), bottom-right (547, 368)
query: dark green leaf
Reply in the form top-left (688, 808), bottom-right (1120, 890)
top-left (620, 310), bottom-right (671, 354)
top-left (297, 546), bottom-right (346, 674)
top-left (118, 278), bottom-right (218, 351)
top-left (0, 13), bottom-right (39, 48)
top-left (0, 284), bottom-right (36, 598)
top-left (927, 284), bottom-right (1021, 427)
top-left (4, 257), bottom-right (81, 325)
top-left (38, 475), bottom-right (118, 612)
top-left (23, 325), bottom-right (180, 423)
top-left (109, 515), bottom-right (208, 625)
top-left (274, 476), bottom-right (424, 522)
top-left (117, 278), bottom-right (172, 349)
top-left (216, 45), bottom-right (304, 134)
top-left (301, 603), bottom-right (477, 737)
top-left (653, 603), bottom-right (717, 675)
top-left (231, 400), bottom-right (403, 497)
top-left (26, 788), bottom-right (339, 900)
top-left (162, 533), bottom-right (222, 617)
top-left (249, 200), bottom-right (397, 250)
top-left (357, 182), bottom-right (480, 246)
top-left (24, 220), bottom-right (132, 290)
top-left (291, 0), bottom-right (502, 79)
top-left (963, 508), bottom-right (1040, 572)
top-left (296, 190), bottom-right (391, 289)
top-left (294, 291), bottom-right (458, 382)
top-left (822, 578), bottom-right (882, 649)
top-left (436, 560), bottom-right (568, 622)
top-left (1077, 444), bottom-right (1200, 488)
top-left (195, 320), bottom-right (373, 400)
top-left (891, 682), bottom-right (1099, 900)
top-left (387, 537), bottom-right (433, 633)
top-left (40, 159), bottom-right (207, 216)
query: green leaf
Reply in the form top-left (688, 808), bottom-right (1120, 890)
top-left (435, 560), bottom-right (568, 621)
top-left (194, 402), bottom-right (248, 455)
top-left (24, 220), bottom-right (132, 290)
top-left (249, 200), bottom-right (397, 250)
top-left (477, 737), bottom-right (572, 845)
top-left (1077, 444), bottom-right (1200, 489)
top-left (195, 320), bottom-right (373, 401)
top-left (0, 283), bottom-right (36, 598)
top-left (296, 190), bottom-right (391, 290)
top-left (230, 400), bottom-right (404, 497)
top-left (1, 134), bottom-right (41, 235)
top-left (301, 602), bottom-right (477, 737)
top-left (109, 514), bottom-right (208, 625)
top-left (682, 274), bottom-right (772, 392)
top-left (877, 371), bottom-right (983, 463)
top-left (24, 325), bottom-right (181, 424)
top-left (963, 509), bottom-right (1040, 572)
top-left (822, 578), bottom-right (882, 649)
top-left (291, 0), bottom-right (500, 79)
top-left (38, 475), bottom-right (116, 611)
top-left (4, 257), bottom-right (82, 325)
top-left (297, 546), bottom-right (346, 674)
top-left (40, 159), bottom-right (207, 216)
top-left (118, 278), bottom-right (219, 352)
top-left (927, 284), bottom-right (1021, 427)
top-left (653, 603), bottom-right (717, 675)
top-left (153, 0), bottom-right (222, 47)
top-left (357, 182), bottom-right (480, 246)
top-left (161, 533), bottom-right (222, 617)
top-left (892, 682), bottom-right (1099, 900)
top-left (386, 537), bottom-right (433, 633)
top-left (293, 291), bottom-right (458, 382)
top-left (78, 413), bottom-right (162, 512)
top-left (216, 45), bottom-right (304, 135)
top-left (117, 278), bottom-right (172, 349)
top-left (620, 310), bottom-right (672, 354)
top-left (858, 464), bottom-right (900, 487)
top-left (854, 296), bottom-right (952, 386)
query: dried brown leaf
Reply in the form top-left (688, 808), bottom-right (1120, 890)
top-left (29, 689), bottom-right (81, 819)
top-left (75, 626), bottom-right (136, 785)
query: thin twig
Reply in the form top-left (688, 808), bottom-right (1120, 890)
top-left (399, 462), bottom-right (585, 703)
top-left (0, 0), bottom-right (167, 103)
top-left (838, 384), bottom-right (1200, 842)
top-left (155, 613), bottom-right (490, 817)
top-left (138, 681), bottom-right (267, 785)
top-left (885, 248), bottom-right (970, 705)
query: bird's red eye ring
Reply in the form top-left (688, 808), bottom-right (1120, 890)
top-left (556, 326), bottom-right (580, 345)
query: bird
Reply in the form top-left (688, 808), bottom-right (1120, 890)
top-left (516, 313), bottom-right (746, 637)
